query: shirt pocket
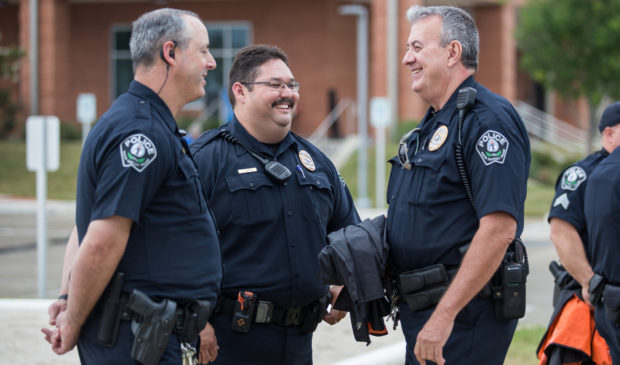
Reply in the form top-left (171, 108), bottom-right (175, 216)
top-left (408, 149), bottom-right (449, 206)
top-left (177, 155), bottom-right (206, 214)
top-left (225, 173), bottom-right (278, 225)
top-left (297, 172), bottom-right (333, 224)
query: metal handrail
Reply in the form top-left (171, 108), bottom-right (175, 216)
top-left (308, 98), bottom-right (355, 142)
top-left (515, 100), bottom-right (587, 155)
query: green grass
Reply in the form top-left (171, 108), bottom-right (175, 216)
top-left (0, 140), bottom-right (82, 200)
top-left (505, 325), bottom-right (546, 364)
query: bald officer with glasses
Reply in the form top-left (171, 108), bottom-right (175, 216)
top-left (386, 6), bottom-right (530, 365)
top-left (190, 45), bottom-right (360, 365)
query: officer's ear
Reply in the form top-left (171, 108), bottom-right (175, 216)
top-left (231, 82), bottom-right (248, 104)
top-left (446, 40), bottom-right (462, 68)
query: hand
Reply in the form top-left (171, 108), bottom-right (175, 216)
top-left (50, 310), bottom-right (82, 355)
top-left (323, 285), bottom-right (347, 325)
top-left (48, 298), bottom-right (68, 326)
top-left (41, 327), bottom-right (60, 348)
top-left (413, 312), bottom-right (454, 365)
top-left (582, 285), bottom-right (592, 307)
top-left (323, 308), bottom-right (347, 325)
top-left (198, 322), bottom-right (218, 364)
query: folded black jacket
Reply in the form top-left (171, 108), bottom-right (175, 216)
top-left (318, 215), bottom-right (391, 344)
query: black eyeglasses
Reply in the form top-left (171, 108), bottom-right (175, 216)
top-left (242, 80), bottom-right (300, 92)
top-left (397, 127), bottom-right (420, 170)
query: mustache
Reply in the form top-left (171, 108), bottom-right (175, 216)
top-left (271, 98), bottom-right (295, 108)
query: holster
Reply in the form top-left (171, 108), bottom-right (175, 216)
top-left (176, 299), bottom-right (214, 343)
top-left (96, 272), bottom-right (125, 347)
top-left (603, 283), bottom-right (620, 325)
top-left (491, 238), bottom-right (528, 321)
top-left (300, 292), bottom-right (331, 334)
top-left (589, 273), bottom-right (606, 306)
top-left (127, 289), bottom-right (177, 365)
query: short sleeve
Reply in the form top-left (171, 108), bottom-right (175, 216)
top-left (91, 130), bottom-right (172, 223)
top-left (464, 108), bottom-right (529, 222)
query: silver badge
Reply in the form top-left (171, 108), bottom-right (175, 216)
top-left (120, 133), bottom-right (157, 172)
top-left (476, 130), bottom-right (509, 166)
top-left (560, 166), bottom-right (587, 191)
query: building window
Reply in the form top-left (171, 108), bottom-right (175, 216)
top-left (110, 22), bottom-right (251, 123)
top-left (110, 26), bottom-right (132, 102)
top-left (194, 21), bottom-right (252, 122)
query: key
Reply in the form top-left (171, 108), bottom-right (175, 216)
top-left (181, 342), bottom-right (197, 365)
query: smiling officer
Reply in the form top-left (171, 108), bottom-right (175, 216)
top-left (386, 6), bottom-right (530, 365)
top-left (190, 45), bottom-right (360, 365)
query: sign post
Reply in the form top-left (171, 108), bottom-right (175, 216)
top-left (370, 97), bottom-right (391, 209)
top-left (77, 93), bottom-right (97, 145)
top-left (26, 116), bottom-right (60, 298)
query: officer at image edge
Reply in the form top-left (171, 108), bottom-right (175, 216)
top-left (41, 8), bottom-right (223, 364)
top-left (584, 101), bottom-right (620, 363)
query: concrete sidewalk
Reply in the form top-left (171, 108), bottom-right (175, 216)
top-left (0, 196), bottom-right (555, 364)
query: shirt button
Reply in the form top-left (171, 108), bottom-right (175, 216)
top-left (139, 100), bottom-right (145, 104)
top-left (287, 210), bottom-right (293, 216)
top-left (290, 242), bottom-right (296, 247)
top-left (249, 182), bottom-right (255, 188)
top-left (417, 158), bottom-right (422, 163)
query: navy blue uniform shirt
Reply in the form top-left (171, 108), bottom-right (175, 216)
top-left (585, 147), bottom-right (620, 284)
top-left (190, 117), bottom-right (360, 307)
top-left (75, 80), bottom-right (222, 301)
top-left (548, 149), bottom-right (608, 255)
top-left (386, 77), bottom-right (530, 272)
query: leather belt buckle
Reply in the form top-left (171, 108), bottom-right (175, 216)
top-left (255, 301), bottom-right (274, 324)
top-left (284, 307), bottom-right (301, 326)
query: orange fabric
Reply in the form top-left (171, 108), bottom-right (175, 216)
top-left (538, 294), bottom-right (612, 365)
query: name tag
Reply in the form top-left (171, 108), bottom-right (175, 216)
top-left (238, 167), bottom-right (258, 174)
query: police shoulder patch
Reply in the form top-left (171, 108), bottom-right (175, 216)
top-left (476, 130), bottom-right (509, 166)
top-left (119, 133), bottom-right (157, 172)
top-left (560, 166), bottom-right (587, 191)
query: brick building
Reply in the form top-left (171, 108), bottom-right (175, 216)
top-left (0, 0), bottom-right (585, 138)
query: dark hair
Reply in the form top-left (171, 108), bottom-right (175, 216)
top-left (228, 45), bottom-right (289, 107)
top-left (406, 5), bottom-right (479, 71)
top-left (129, 8), bottom-right (201, 71)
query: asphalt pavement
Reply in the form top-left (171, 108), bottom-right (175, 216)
top-left (0, 196), bottom-right (556, 364)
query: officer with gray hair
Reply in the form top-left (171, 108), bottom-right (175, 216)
top-left (42, 8), bottom-right (222, 364)
top-left (386, 5), bottom-right (530, 364)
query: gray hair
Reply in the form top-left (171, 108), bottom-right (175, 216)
top-left (406, 6), bottom-right (479, 70)
top-left (129, 8), bottom-right (201, 71)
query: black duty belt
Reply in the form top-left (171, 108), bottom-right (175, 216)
top-left (215, 296), bottom-right (305, 326)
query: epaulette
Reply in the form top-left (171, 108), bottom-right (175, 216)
top-left (189, 127), bottom-right (228, 153)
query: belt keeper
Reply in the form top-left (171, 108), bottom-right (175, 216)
top-left (284, 307), bottom-right (302, 326)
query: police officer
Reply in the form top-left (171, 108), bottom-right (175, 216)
top-left (190, 45), bottom-right (360, 365)
top-left (546, 104), bottom-right (620, 304)
top-left (41, 8), bottom-right (222, 364)
top-left (537, 105), bottom-right (620, 364)
top-left (584, 102), bottom-right (620, 363)
top-left (386, 6), bottom-right (530, 364)
top-left (548, 138), bottom-right (608, 304)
